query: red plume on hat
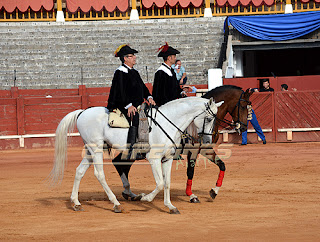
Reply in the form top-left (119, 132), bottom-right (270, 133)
top-left (157, 42), bottom-right (169, 53)
top-left (157, 42), bottom-right (180, 57)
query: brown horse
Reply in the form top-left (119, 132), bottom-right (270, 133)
top-left (112, 85), bottom-right (252, 203)
top-left (185, 85), bottom-right (253, 202)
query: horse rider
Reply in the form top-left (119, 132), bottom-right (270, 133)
top-left (153, 42), bottom-right (202, 198)
top-left (152, 42), bottom-right (186, 106)
top-left (108, 44), bottom-right (156, 158)
top-left (107, 44), bottom-right (156, 200)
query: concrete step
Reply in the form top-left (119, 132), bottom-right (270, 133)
top-left (0, 17), bottom-right (226, 89)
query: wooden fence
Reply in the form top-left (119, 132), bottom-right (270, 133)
top-left (0, 84), bottom-right (319, 149)
top-left (222, 76), bottom-right (320, 144)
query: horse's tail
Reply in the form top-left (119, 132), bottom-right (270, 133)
top-left (49, 109), bottom-right (84, 185)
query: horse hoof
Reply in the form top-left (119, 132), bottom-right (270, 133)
top-left (122, 192), bottom-right (130, 200)
top-left (210, 189), bottom-right (217, 200)
top-left (122, 192), bottom-right (144, 201)
top-left (190, 197), bottom-right (200, 203)
top-left (169, 208), bottom-right (180, 214)
top-left (131, 193), bottom-right (143, 201)
top-left (114, 205), bottom-right (122, 213)
top-left (73, 204), bottom-right (84, 211)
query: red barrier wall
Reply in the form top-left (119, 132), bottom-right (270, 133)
top-left (224, 75), bottom-right (320, 92)
top-left (0, 84), bottom-right (206, 149)
top-left (1, 81), bottom-right (319, 149)
top-left (0, 98), bottom-right (17, 135)
top-left (223, 76), bottom-right (320, 144)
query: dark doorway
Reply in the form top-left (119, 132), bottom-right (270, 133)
top-left (243, 47), bottom-right (320, 77)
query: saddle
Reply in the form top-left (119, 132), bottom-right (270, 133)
top-left (108, 109), bottom-right (130, 128)
top-left (108, 104), bottom-right (151, 153)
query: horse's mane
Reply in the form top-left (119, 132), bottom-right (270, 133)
top-left (186, 121), bottom-right (200, 140)
top-left (158, 96), bottom-right (204, 110)
top-left (202, 85), bottom-right (243, 99)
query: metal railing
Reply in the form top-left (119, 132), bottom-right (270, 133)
top-left (292, 0), bottom-right (320, 12)
top-left (0, 0), bottom-right (320, 22)
top-left (0, 7), bottom-right (56, 21)
top-left (212, 0), bottom-right (286, 15)
top-left (137, 0), bottom-right (204, 19)
top-left (65, 8), bottom-right (129, 21)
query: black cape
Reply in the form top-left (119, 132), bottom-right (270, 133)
top-left (107, 65), bottom-right (151, 112)
top-left (152, 63), bottom-right (183, 106)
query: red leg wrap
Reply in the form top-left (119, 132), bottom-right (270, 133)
top-left (186, 179), bottom-right (193, 196)
top-left (216, 170), bottom-right (225, 187)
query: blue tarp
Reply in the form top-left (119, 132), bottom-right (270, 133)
top-left (226, 11), bottom-right (320, 41)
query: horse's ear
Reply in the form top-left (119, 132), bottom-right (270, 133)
top-left (216, 101), bottom-right (224, 107)
top-left (208, 97), bottom-right (215, 105)
top-left (244, 88), bottom-right (253, 99)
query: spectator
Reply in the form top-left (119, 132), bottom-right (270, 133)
top-left (259, 79), bottom-right (274, 92)
top-left (281, 84), bottom-right (288, 91)
top-left (172, 59), bottom-right (187, 85)
top-left (182, 85), bottom-right (197, 94)
top-left (241, 88), bottom-right (266, 145)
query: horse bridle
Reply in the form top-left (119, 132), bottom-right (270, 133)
top-left (206, 91), bottom-right (251, 141)
top-left (183, 92), bottom-right (252, 143)
top-left (196, 103), bottom-right (218, 140)
top-left (229, 91), bottom-right (252, 129)
top-left (146, 102), bottom-right (217, 148)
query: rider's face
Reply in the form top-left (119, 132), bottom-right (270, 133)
top-left (168, 55), bottom-right (176, 65)
top-left (124, 54), bottom-right (136, 68)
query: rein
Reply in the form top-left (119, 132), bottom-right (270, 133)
top-left (230, 91), bottom-right (251, 128)
top-left (211, 91), bottom-right (251, 140)
top-left (145, 103), bottom-right (215, 149)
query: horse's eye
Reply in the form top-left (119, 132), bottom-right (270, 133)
top-left (206, 117), bottom-right (213, 122)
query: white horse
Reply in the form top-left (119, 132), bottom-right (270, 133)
top-left (50, 97), bottom-right (223, 214)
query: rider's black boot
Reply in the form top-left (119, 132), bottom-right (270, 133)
top-left (127, 126), bottom-right (145, 160)
top-left (127, 126), bottom-right (137, 160)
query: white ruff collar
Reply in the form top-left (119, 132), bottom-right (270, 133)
top-left (156, 65), bottom-right (172, 76)
top-left (116, 65), bottom-right (128, 73)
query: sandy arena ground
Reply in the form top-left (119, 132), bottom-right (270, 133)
top-left (0, 142), bottom-right (319, 241)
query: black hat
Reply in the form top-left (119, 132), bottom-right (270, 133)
top-left (157, 42), bottom-right (180, 57)
top-left (114, 44), bottom-right (138, 57)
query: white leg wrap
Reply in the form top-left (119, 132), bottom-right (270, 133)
top-left (213, 186), bottom-right (220, 194)
top-left (189, 194), bottom-right (198, 200)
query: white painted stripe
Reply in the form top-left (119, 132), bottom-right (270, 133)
top-left (0, 133), bottom-right (80, 140)
top-left (219, 129), bottom-right (272, 134)
top-left (278, 128), bottom-right (320, 132)
top-left (0, 135), bottom-right (21, 139)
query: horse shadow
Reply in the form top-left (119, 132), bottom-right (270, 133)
top-left (36, 186), bottom-right (214, 213)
